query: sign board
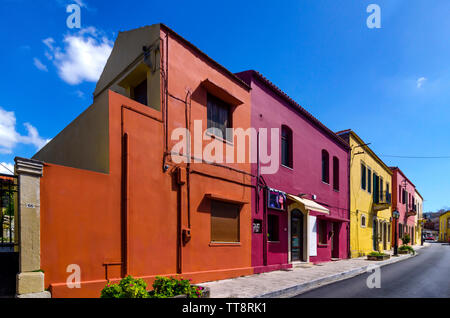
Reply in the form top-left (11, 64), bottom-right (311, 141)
top-left (267, 188), bottom-right (286, 211)
top-left (253, 220), bottom-right (262, 234)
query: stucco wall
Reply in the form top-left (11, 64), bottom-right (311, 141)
top-left (347, 133), bottom-right (392, 257)
top-left (33, 92), bottom-right (109, 173)
top-left (239, 71), bottom-right (349, 266)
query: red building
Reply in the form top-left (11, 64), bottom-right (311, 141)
top-left (31, 24), bottom-right (254, 297)
top-left (236, 71), bottom-right (350, 271)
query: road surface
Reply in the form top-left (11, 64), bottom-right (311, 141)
top-left (294, 242), bottom-right (450, 298)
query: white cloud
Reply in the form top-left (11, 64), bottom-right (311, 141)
top-left (0, 107), bottom-right (49, 154)
top-left (33, 57), bottom-right (48, 72)
top-left (417, 77), bottom-right (427, 88)
top-left (44, 27), bottom-right (113, 85)
top-left (0, 162), bottom-right (14, 175)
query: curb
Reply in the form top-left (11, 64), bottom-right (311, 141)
top-left (255, 249), bottom-right (425, 298)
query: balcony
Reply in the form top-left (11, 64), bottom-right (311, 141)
top-left (406, 203), bottom-right (417, 217)
top-left (373, 191), bottom-right (391, 212)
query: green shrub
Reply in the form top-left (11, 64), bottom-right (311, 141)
top-left (100, 275), bottom-right (204, 298)
top-left (401, 234), bottom-right (411, 245)
top-left (399, 245), bottom-right (415, 255)
top-left (149, 276), bottom-right (203, 298)
top-left (100, 276), bottom-right (150, 298)
top-left (368, 251), bottom-right (386, 257)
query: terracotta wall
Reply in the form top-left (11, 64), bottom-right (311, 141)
top-left (40, 25), bottom-right (253, 297)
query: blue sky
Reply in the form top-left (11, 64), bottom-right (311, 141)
top-left (0, 0), bottom-right (449, 211)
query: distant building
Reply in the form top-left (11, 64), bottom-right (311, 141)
top-left (337, 130), bottom-right (392, 257)
top-left (439, 211), bottom-right (450, 243)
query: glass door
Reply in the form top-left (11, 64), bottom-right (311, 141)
top-left (291, 210), bottom-right (303, 261)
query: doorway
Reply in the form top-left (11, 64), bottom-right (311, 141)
top-left (331, 222), bottom-right (340, 259)
top-left (290, 209), bottom-right (303, 262)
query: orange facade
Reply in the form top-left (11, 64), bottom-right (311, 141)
top-left (39, 25), bottom-right (253, 297)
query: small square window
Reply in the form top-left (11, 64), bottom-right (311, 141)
top-left (207, 94), bottom-right (232, 141)
top-left (268, 215), bottom-right (279, 242)
top-left (132, 78), bottom-right (147, 106)
top-left (211, 200), bottom-right (240, 243)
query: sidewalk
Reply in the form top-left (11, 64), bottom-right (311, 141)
top-left (202, 244), bottom-right (430, 298)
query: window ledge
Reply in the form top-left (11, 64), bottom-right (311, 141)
top-left (318, 243), bottom-right (329, 247)
top-left (322, 181), bottom-right (330, 186)
top-left (209, 242), bottom-right (241, 247)
top-left (281, 164), bottom-right (293, 171)
top-left (268, 241), bottom-right (280, 244)
top-left (205, 131), bottom-right (234, 146)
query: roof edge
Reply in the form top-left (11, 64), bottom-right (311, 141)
top-left (237, 70), bottom-right (350, 151)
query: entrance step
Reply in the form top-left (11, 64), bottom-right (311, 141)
top-left (292, 262), bottom-right (314, 268)
top-left (331, 258), bottom-right (340, 261)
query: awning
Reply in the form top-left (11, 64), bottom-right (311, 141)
top-left (201, 79), bottom-right (244, 106)
top-left (286, 194), bottom-right (329, 214)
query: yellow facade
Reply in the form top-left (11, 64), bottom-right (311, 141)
top-left (338, 130), bottom-right (392, 258)
top-left (414, 191), bottom-right (424, 245)
top-left (439, 211), bottom-right (450, 242)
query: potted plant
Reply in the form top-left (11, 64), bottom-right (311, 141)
top-left (398, 245), bottom-right (415, 255)
top-left (367, 251), bottom-right (390, 261)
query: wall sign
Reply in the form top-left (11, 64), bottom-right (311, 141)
top-left (253, 219), bottom-right (262, 233)
top-left (267, 188), bottom-right (286, 211)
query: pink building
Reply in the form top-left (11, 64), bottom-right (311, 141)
top-left (236, 71), bottom-right (350, 272)
top-left (390, 167), bottom-right (417, 246)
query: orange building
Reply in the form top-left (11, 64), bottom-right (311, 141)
top-left (32, 24), bottom-right (253, 297)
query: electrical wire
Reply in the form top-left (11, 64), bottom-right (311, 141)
top-left (380, 155), bottom-right (450, 159)
top-left (0, 163), bottom-right (13, 174)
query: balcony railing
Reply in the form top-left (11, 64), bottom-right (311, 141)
top-left (406, 203), bottom-right (417, 217)
top-left (373, 191), bottom-right (391, 211)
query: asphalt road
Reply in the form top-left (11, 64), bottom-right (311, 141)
top-left (294, 242), bottom-right (450, 298)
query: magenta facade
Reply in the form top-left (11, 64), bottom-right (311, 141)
top-left (391, 167), bottom-right (417, 246)
top-left (236, 71), bottom-right (350, 271)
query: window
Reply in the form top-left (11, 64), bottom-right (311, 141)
top-left (361, 163), bottom-right (366, 190)
top-left (380, 177), bottom-right (384, 201)
top-left (332, 157), bottom-right (339, 191)
top-left (318, 219), bottom-right (328, 244)
top-left (388, 224), bottom-right (391, 242)
top-left (210, 200), bottom-right (240, 243)
top-left (399, 185), bottom-right (402, 203)
top-left (207, 93), bottom-right (232, 141)
top-left (132, 78), bottom-right (148, 105)
top-left (367, 168), bottom-right (372, 193)
top-left (321, 150), bottom-right (330, 184)
top-left (268, 215), bottom-right (279, 242)
top-left (361, 214), bottom-right (367, 228)
top-left (281, 126), bottom-right (293, 168)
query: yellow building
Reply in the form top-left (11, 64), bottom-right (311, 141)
top-left (439, 211), bottom-right (450, 243)
top-left (414, 190), bottom-right (424, 245)
top-left (337, 130), bottom-right (392, 257)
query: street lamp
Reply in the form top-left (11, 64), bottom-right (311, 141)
top-left (393, 210), bottom-right (400, 256)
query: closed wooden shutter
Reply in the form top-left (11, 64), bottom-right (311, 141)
top-left (211, 200), bottom-right (240, 242)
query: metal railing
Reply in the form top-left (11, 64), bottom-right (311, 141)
top-left (373, 191), bottom-right (391, 205)
top-left (0, 175), bottom-right (18, 251)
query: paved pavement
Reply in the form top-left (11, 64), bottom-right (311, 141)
top-left (295, 242), bottom-right (449, 298)
top-left (201, 244), bottom-right (431, 298)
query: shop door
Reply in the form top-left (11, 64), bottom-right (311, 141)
top-left (291, 210), bottom-right (303, 262)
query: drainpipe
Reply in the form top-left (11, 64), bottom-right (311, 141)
top-left (347, 147), bottom-right (351, 259)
